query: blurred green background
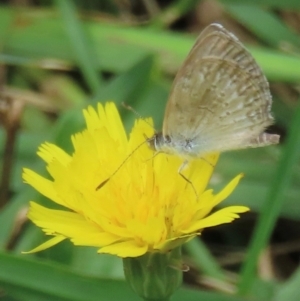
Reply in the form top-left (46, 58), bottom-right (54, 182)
top-left (0, 1), bottom-right (300, 300)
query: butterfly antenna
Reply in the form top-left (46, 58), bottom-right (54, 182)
top-left (122, 102), bottom-right (156, 131)
top-left (96, 139), bottom-right (148, 190)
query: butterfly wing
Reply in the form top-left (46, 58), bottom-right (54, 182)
top-left (162, 23), bottom-right (278, 155)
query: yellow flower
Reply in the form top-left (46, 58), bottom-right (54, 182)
top-left (23, 102), bottom-right (249, 258)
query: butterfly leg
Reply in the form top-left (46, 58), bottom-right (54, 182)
top-left (200, 156), bottom-right (215, 167)
top-left (178, 160), bottom-right (198, 198)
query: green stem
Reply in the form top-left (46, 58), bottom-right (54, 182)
top-left (123, 248), bottom-right (182, 300)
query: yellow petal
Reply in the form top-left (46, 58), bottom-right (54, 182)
top-left (98, 240), bottom-right (148, 258)
top-left (37, 143), bottom-right (71, 165)
top-left (212, 174), bottom-right (244, 206)
top-left (22, 169), bottom-right (63, 205)
top-left (182, 206), bottom-right (249, 233)
top-left (28, 202), bottom-right (106, 241)
top-left (22, 235), bottom-right (66, 254)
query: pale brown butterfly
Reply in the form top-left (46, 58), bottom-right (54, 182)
top-left (147, 23), bottom-right (279, 159)
top-left (97, 23), bottom-right (279, 190)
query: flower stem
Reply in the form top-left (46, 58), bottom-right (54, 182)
top-left (123, 247), bottom-right (183, 300)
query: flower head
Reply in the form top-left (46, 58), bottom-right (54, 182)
top-left (23, 102), bottom-right (248, 258)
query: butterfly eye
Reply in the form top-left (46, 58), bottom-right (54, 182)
top-left (165, 135), bottom-right (171, 143)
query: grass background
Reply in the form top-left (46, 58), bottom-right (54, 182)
top-left (0, 0), bottom-right (300, 300)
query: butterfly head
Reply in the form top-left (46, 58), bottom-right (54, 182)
top-left (147, 133), bottom-right (172, 153)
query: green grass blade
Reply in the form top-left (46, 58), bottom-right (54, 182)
top-left (0, 251), bottom-right (138, 301)
top-left (275, 266), bottom-right (300, 301)
top-left (219, 0), bottom-right (300, 9)
top-left (2, 7), bottom-right (300, 83)
top-left (185, 239), bottom-right (226, 280)
top-left (238, 104), bottom-right (300, 294)
top-left (223, 3), bottom-right (300, 48)
top-left (54, 0), bottom-right (102, 93)
top-left (0, 251), bottom-right (251, 301)
top-left (150, 0), bottom-right (199, 29)
top-left (92, 55), bottom-right (155, 106)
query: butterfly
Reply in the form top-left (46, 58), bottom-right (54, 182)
top-left (96, 23), bottom-right (279, 191)
top-left (147, 23), bottom-right (279, 158)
